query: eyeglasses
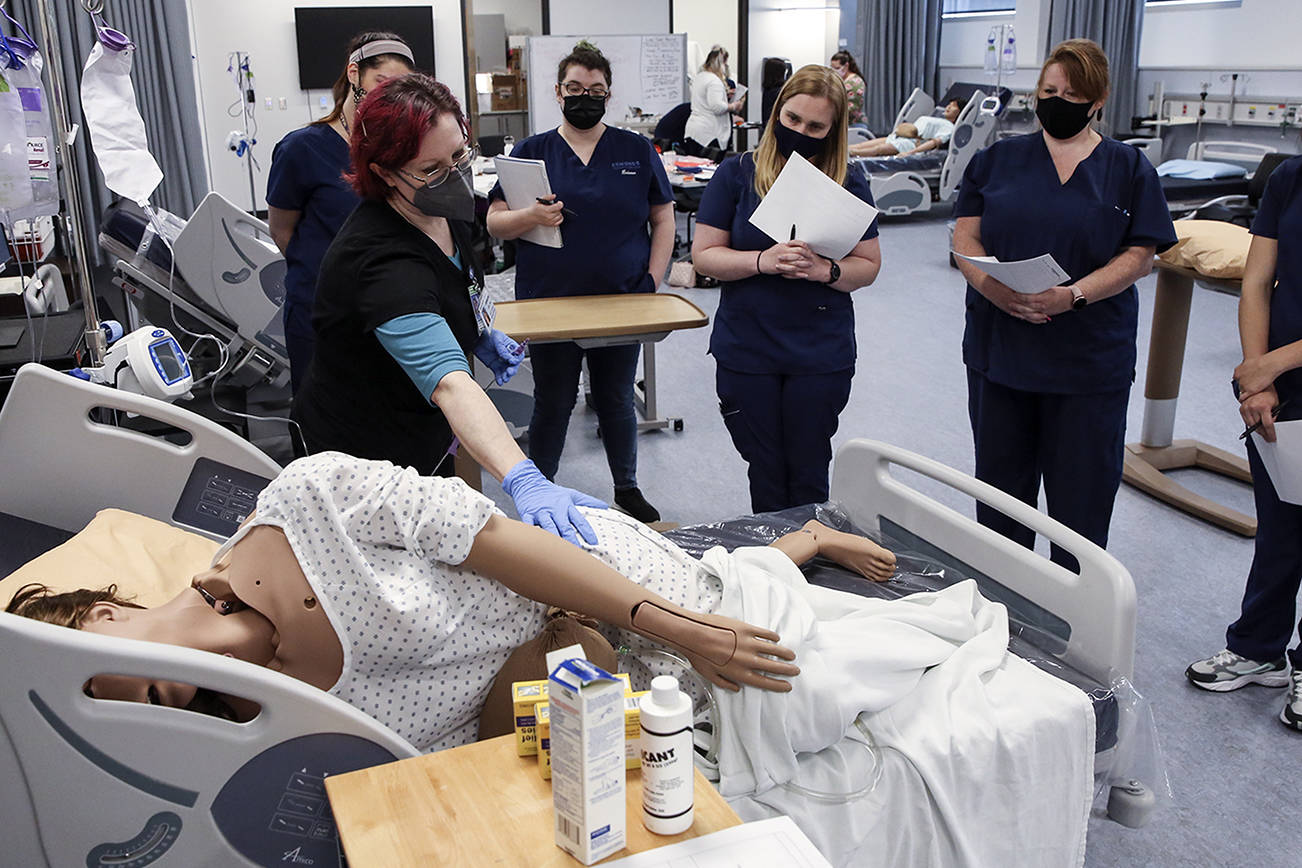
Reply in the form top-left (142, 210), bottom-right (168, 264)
top-left (560, 81), bottom-right (609, 99)
top-left (401, 143), bottom-right (479, 188)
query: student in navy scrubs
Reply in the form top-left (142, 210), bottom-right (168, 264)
top-left (692, 65), bottom-right (882, 514)
top-left (292, 74), bottom-right (605, 546)
top-left (1187, 154), bottom-right (1302, 731)
top-left (486, 42), bottom-right (674, 523)
top-left (952, 39), bottom-right (1176, 570)
top-left (267, 32), bottom-right (414, 392)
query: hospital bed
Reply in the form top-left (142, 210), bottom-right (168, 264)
top-left (853, 84), bottom-right (1007, 217)
top-left (1159, 140), bottom-right (1280, 215)
top-left (0, 363), bottom-right (1158, 866)
top-left (98, 192), bottom-right (290, 390)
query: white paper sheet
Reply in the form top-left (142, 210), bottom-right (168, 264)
top-left (1251, 420), bottom-right (1302, 505)
top-left (731, 82), bottom-right (748, 102)
top-left (747, 151), bottom-right (879, 260)
top-left (492, 155), bottom-right (562, 249)
top-left (952, 251), bottom-right (1071, 294)
top-left (601, 816), bottom-right (832, 868)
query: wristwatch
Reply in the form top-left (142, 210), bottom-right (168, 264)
top-left (825, 258), bottom-right (841, 285)
top-left (1070, 286), bottom-right (1087, 310)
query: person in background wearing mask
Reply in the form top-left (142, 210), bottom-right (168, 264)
top-left (951, 39), bottom-right (1175, 570)
top-left (828, 50), bottom-right (866, 128)
top-left (267, 32), bottom-right (414, 393)
top-left (292, 74), bottom-right (606, 546)
top-left (691, 65), bottom-right (882, 513)
top-left (486, 42), bottom-right (674, 524)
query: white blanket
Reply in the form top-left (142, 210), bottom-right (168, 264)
top-left (701, 545), bottom-right (1095, 868)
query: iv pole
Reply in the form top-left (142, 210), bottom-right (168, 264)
top-left (30, 0), bottom-right (106, 365)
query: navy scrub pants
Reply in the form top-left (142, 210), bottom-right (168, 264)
top-left (283, 298), bottom-right (315, 395)
top-left (1226, 437), bottom-right (1302, 669)
top-left (716, 364), bottom-right (853, 514)
top-left (528, 341), bottom-right (641, 490)
top-left (966, 368), bottom-right (1130, 571)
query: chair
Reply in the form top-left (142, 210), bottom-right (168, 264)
top-left (478, 134), bottom-right (508, 158)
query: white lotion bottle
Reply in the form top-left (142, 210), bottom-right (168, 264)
top-left (638, 675), bottom-right (694, 834)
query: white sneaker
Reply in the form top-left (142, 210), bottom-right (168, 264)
top-left (1185, 648), bottom-right (1289, 692)
top-left (1281, 668), bottom-right (1302, 732)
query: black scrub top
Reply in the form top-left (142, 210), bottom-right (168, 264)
top-left (1251, 155), bottom-right (1302, 400)
top-left (695, 152), bottom-right (879, 375)
top-left (292, 199), bottom-right (481, 474)
top-left (955, 133), bottom-right (1177, 394)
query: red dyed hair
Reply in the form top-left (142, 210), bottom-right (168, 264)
top-left (346, 73), bottom-right (468, 200)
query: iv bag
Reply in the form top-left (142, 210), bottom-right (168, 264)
top-left (3, 44), bottom-right (58, 219)
top-left (81, 34), bottom-right (163, 206)
top-left (0, 69), bottom-right (35, 214)
top-left (1001, 26), bottom-right (1017, 74)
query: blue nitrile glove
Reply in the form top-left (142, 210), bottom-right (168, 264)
top-left (502, 459), bottom-right (608, 546)
top-left (474, 329), bottom-right (525, 385)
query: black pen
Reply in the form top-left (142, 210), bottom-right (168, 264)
top-left (1240, 399), bottom-right (1290, 440)
top-left (536, 196), bottom-right (578, 218)
top-left (790, 224), bottom-right (797, 241)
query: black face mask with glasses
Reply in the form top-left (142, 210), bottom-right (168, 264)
top-left (559, 80), bottom-right (609, 130)
top-left (395, 142), bottom-right (479, 222)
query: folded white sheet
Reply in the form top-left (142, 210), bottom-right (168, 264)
top-left (701, 545), bottom-right (1095, 868)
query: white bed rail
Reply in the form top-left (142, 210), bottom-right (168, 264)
top-left (0, 364), bottom-right (281, 532)
top-left (0, 611), bottom-right (419, 867)
top-left (894, 87), bottom-right (935, 129)
top-left (830, 439), bottom-right (1136, 685)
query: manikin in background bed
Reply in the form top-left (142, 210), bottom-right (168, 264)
top-left (850, 97), bottom-right (966, 158)
top-left (8, 452), bottom-right (1095, 865)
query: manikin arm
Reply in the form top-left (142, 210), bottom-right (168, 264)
top-left (462, 514), bottom-right (799, 692)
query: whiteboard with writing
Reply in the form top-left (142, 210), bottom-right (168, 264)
top-left (525, 34), bottom-right (687, 135)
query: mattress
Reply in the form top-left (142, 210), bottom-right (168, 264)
top-left (100, 201), bottom-right (175, 272)
top-left (851, 151), bottom-right (946, 176)
top-left (0, 513), bottom-right (74, 579)
top-left (1161, 174), bottom-right (1250, 204)
top-left (664, 505), bottom-right (1120, 753)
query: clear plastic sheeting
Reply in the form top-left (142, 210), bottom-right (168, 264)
top-left (662, 503), bottom-right (1171, 827)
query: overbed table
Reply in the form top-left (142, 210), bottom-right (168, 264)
top-left (1121, 259), bottom-right (1254, 535)
top-left (457, 292), bottom-right (709, 489)
top-left (324, 733), bottom-right (742, 867)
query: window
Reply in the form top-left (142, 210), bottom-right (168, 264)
top-left (942, 0), bottom-right (1016, 16)
top-left (1145, 0), bottom-right (1241, 8)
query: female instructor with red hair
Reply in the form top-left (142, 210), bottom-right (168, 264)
top-left (292, 74), bottom-right (605, 545)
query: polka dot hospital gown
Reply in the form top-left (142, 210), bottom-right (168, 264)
top-left (217, 452), bottom-right (722, 752)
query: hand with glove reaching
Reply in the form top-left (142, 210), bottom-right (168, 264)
top-left (502, 458), bottom-right (608, 546)
top-left (474, 329), bottom-right (526, 386)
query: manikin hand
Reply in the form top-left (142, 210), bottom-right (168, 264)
top-left (631, 601), bottom-right (799, 692)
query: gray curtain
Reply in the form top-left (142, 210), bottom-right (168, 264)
top-left (854, 0), bottom-right (943, 135)
top-left (1047, 0), bottom-right (1145, 137)
top-left (3, 0), bottom-right (206, 264)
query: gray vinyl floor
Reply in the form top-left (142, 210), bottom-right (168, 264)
top-left (478, 206), bottom-right (1296, 867)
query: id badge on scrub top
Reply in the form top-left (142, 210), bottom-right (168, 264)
top-left (467, 279), bottom-right (495, 335)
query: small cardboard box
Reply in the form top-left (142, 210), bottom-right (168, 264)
top-left (538, 690), bottom-right (649, 779)
top-left (513, 673), bottom-right (630, 756)
top-left (490, 72), bottom-right (524, 111)
top-left (548, 659), bottom-right (627, 865)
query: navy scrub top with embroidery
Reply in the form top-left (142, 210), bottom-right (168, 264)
top-left (487, 127), bottom-right (673, 299)
top-left (955, 133), bottom-right (1176, 394)
top-left (265, 124), bottom-right (360, 307)
top-left (695, 152), bottom-right (879, 375)
top-left (1251, 154), bottom-right (1302, 399)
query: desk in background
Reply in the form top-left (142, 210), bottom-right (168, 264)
top-left (325, 733), bottom-right (742, 867)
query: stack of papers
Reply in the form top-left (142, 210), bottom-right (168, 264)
top-left (748, 152), bottom-right (879, 260)
top-left (492, 155), bottom-right (562, 249)
top-left (951, 251), bottom-right (1071, 294)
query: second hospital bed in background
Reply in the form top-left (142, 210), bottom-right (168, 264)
top-left (0, 364), bottom-right (1163, 867)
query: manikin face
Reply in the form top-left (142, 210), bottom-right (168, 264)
top-left (1038, 62), bottom-right (1104, 117)
top-left (778, 93), bottom-right (836, 139)
top-left (944, 100), bottom-right (962, 122)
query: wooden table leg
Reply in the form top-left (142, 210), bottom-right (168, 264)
top-left (1121, 265), bottom-right (1256, 536)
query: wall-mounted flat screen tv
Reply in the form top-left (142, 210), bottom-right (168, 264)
top-left (294, 6), bottom-right (435, 90)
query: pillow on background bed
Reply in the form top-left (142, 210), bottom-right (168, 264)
top-left (0, 509), bottom-right (217, 609)
top-left (1157, 219), bottom-right (1252, 280)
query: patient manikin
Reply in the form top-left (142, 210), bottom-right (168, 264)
top-left (8, 453), bottom-right (899, 752)
top-left (850, 98), bottom-right (966, 159)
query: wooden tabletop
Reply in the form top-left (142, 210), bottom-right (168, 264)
top-left (493, 293), bottom-right (709, 343)
top-left (325, 734), bottom-right (742, 867)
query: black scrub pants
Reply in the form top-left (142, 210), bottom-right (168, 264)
top-left (716, 364), bottom-right (853, 514)
top-left (1227, 436), bottom-right (1302, 669)
top-left (966, 368), bottom-right (1130, 572)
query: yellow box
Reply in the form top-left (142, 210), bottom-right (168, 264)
top-left (513, 673), bottom-right (630, 756)
top-left (538, 690), bottom-right (648, 779)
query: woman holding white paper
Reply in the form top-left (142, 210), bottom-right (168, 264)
top-left (950, 39), bottom-right (1175, 570)
top-left (692, 65), bottom-right (881, 513)
top-left (1186, 154), bottom-right (1302, 731)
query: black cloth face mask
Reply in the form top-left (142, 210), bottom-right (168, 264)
top-left (1035, 95), bottom-right (1096, 140)
top-left (562, 94), bottom-right (606, 130)
top-left (773, 119), bottom-right (826, 160)
top-left (403, 163), bottom-right (475, 223)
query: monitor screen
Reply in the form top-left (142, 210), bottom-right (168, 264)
top-left (151, 339), bottom-right (186, 383)
top-left (293, 6), bottom-right (436, 90)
